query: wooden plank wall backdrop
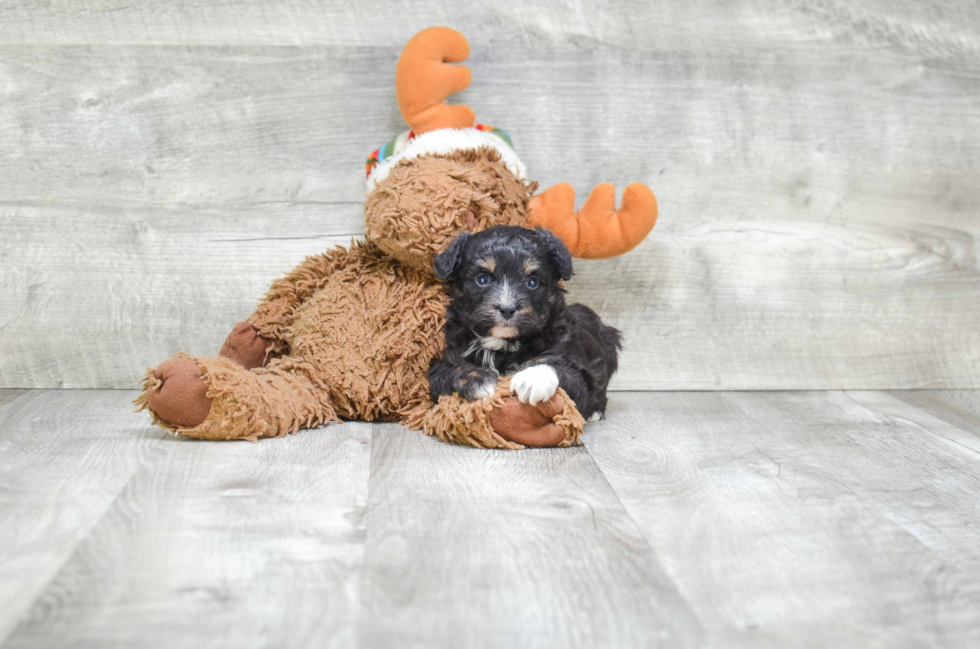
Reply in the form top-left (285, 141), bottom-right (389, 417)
top-left (1, 1), bottom-right (979, 390)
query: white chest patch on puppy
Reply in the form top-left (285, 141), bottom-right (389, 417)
top-left (480, 336), bottom-right (512, 351)
top-left (463, 337), bottom-right (520, 370)
top-left (510, 364), bottom-right (559, 406)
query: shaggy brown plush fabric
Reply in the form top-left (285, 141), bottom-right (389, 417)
top-left (365, 147), bottom-right (535, 273)
top-left (136, 150), bottom-right (584, 448)
top-left (218, 322), bottom-right (273, 369)
top-left (405, 378), bottom-right (584, 450)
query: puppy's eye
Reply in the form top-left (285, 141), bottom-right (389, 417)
top-left (476, 274), bottom-right (491, 286)
top-left (526, 277), bottom-right (539, 289)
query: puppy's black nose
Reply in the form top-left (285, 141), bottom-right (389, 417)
top-left (497, 305), bottom-right (517, 320)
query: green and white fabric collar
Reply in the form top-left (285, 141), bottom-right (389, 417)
top-left (365, 125), bottom-right (526, 192)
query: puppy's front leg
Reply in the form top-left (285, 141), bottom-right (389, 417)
top-left (429, 357), bottom-right (499, 401)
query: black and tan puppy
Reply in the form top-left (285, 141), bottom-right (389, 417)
top-left (428, 225), bottom-right (621, 422)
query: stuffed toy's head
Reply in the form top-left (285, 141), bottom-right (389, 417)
top-left (364, 148), bottom-right (535, 274)
top-left (362, 26), bottom-right (659, 276)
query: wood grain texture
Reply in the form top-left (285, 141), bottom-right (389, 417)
top-left (0, 390), bottom-right (164, 645)
top-left (5, 388), bottom-right (980, 646)
top-left (0, 389), bottom-right (27, 411)
top-left (889, 390), bottom-right (980, 427)
top-left (358, 424), bottom-right (703, 649)
top-left (1, 0), bottom-right (978, 51)
top-left (0, 202), bottom-right (359, 389)
top-left (849, 389), bottom-right (980, 456)
top-left (2, 2), bottom-right (980, 389)
top-left (584, 391), bottom-right (980, 648)
top-left (2, 398), bottom-right (371, 649)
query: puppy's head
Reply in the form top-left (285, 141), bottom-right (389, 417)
top-left (434, 225), bottom-right (573, 340)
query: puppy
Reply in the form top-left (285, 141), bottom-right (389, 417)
top-left (428, 225), bottom-right (621, 422)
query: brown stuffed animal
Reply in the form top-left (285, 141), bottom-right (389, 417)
top-left (135, 27), bottom-right (657, 449)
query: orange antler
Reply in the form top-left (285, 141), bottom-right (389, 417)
top-left (396, 27), bottom-right (476, 134)
top-left (528, 183), bottom-right (658, 259)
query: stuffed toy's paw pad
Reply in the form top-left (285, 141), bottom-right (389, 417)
top-left (510, 365), bottom-right (559, 405)
top-left (144, 358), bottom-right (212, 428)
top-left (219, 322), bottom-right (273, 369)
top-left (488, 393), bottom-right (568, 447)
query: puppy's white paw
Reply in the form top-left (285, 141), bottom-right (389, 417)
top-left (588, 411), bottom-right (604, 423)
top-left (471, 380), bottom-right (496, 400)
top-left (510, 365), bottom-right (559, 405)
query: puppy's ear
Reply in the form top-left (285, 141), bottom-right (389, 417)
top-left (536, 228), bottom-right (574, 281)
top-left (434, 232), bottom-right (470, 280)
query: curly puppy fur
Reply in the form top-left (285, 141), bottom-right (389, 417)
top-left (429, 226), bottom-right (622, 421)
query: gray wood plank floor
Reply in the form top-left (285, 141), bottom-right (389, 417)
top-left (2, 389), bottom-right (979, 648)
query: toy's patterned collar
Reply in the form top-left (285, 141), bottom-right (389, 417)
top-left (364, 125), bottom-right (524, 192)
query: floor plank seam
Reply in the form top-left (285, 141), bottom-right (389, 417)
top-left (578, 437), bottom-right (706, 628)
top-left (350, 421), bottom-right (379, 649)
top-left (721, 390), bottom-right (980, 561)
top-left (0, 431), bottom-right (170, 648)
top-left (844, 391), bottom-right (980, 459)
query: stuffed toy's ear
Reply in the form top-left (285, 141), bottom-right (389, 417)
top-left (535, 228), bottom-right (574, 281)
top-left (434, 232), bottom-right (470, 280)
top-left (527, 182), bottom-right (658, 259)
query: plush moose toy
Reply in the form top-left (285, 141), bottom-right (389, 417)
top-left (136, 27), bottom-right (657, 449)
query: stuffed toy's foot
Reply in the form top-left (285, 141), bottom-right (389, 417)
top-left (136, 321), bottom-right (273, 431)
top-left (219, 321), bottom-right (274, 369)
top-left (140, 357), bottom-right (212, 428)
top-left (488, 395), bottom-right (572, 447)
top-left (406, 377), bottom-right (585, 449)
top-left (136, 353), bottom-right (337, 442)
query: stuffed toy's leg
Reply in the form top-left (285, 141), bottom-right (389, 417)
top-left (141, 326), bottom-right (584, 447)
top-left (136, 349), bottom-right (337, 442)
top-left (135, 295), bottom-right (326, 441)
top-left (135, 274), bottom-right (336, 441)
top-left (405, 377), bottom-right (586, 450)
top-left (135, 246), bottom-right (367, 440)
